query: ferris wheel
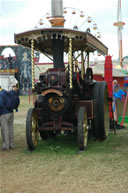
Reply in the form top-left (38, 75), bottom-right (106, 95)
top-left (33, 7), bottom-right (103, 63)
top-left (34, 7), bottom-right (101, 40)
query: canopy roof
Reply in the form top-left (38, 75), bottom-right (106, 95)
top-left (14, 27), bottom-right (108, 56)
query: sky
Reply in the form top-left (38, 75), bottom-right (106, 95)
top-left (0, 0), bottom-right (128, 61)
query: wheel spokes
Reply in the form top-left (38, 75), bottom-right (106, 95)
top-left (83, 113), bottom-right (88, 147)
top-left (31, 115), bottom-right (39, 146)
top-left (77, 107), bottom-right (88, 151)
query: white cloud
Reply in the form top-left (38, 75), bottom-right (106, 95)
top-left (64, 0), bottom-right (116, 15)
top-left (11, 0), bottom-right (50, 32)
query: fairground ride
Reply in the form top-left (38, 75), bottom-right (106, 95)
top-left (113, 0), bottom-right (125, 68)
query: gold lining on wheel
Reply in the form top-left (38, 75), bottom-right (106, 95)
top-left (31, 113), bottom-right (39, 146)
top-left (83, 111), bottom-right (88, 147)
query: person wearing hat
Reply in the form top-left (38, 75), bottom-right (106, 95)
top-left (0, 86), bottom-right (1, 127)
top-left (112, 80), bottom-right (120, 123)
top-left (0, 83), bottom-right (20, 150)
top-left (112, 80), bottom-right (125, 129)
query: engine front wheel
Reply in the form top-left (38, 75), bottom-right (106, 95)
top-left (26, 108), bottom-right (39, 151)
top-left (77, 107), bottom-right (88, 151)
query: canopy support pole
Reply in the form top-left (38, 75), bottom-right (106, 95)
top-left (31, 39), bottom-right (35, 90)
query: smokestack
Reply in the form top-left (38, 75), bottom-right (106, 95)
top-left (50, 0), bottom-right (65, 27)
top-left (51, 0), bottom-right (63, 17)
top-left (50, 0), bottom-right (65, 68)
top-left (52, 36), bottom-right (64, 68)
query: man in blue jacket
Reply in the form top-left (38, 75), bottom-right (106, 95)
top-left (0, 83), bottom-right (19, 150)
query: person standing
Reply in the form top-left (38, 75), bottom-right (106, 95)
top-left (0, 83), bottom-right (20, 150)
top-left (8, 54), bottom-right (13, 69)
top-left (0, 86), bottom-right (2, 127)
top-left (112, 80), bottom-right (120, 123)
top-left (112, 80), bottom-right (125, 129)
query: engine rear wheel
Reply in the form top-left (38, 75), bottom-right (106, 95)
top-left (26, 108), bottom-right (39, 151)
top-left (39, 130), bottom-right (49, 139)
top-left (39, 130), bottom-right (58, 139)
top-left (98, 82), bottom-right (110, 139)
top-left (38, 118), bottom-right (58, 140)
top-left (92, 81), bottom-right (100, 138)
top-left (77, 107), bottom-right (88, 151)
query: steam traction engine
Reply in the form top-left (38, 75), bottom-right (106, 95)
top-left (14, 0), bottom-right (109, 151)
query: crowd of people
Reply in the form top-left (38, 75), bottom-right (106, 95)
top-left (0, 82), bottom-right (20, 150)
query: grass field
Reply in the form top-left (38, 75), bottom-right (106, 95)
top-left (0, 96), bottom-right (128, 193)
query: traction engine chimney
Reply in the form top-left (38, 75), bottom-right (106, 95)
top-left (50, 0), bottom-right (65, 68)
top-left (50, 0), bottom-right (65, 27)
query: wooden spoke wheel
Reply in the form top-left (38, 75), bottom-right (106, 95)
top-left (98, 82), bottom-right (110, 139)
top-left (77, 107), bottom-right (88, 151)
top-left (26, 108), bottom-right (39, 151)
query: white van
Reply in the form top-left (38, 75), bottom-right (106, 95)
top-left (0, 73), bottom-right (18, 91)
